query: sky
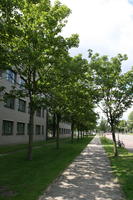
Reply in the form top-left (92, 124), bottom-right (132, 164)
top-left (52, 0), bottom-right (133, 120)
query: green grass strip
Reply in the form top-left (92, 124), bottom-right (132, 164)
top-left (101, 136), bottom-right (133, 200)
top-left (0, 139), bottom-right (58, 154)
top-left (0, 136), bottom-right (94, 200)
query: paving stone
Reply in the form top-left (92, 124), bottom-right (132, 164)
top-left (39, 136), bottom-right (125, 200)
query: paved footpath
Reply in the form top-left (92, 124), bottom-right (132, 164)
top-left (39, 136), bottom-right (125, 200)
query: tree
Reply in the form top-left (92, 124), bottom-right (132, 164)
top-left (117, 120), bottom-right (127, 133)
top-left (61, 55), bottom-right (96, 143)
top-left (128, 111), bottom-right (133, 133)
top-left (0, 0), bottom-right (23, 68)
top-left (0, 0), bottom-right (24, 97)
top-left (41, 54), bottom-right (96, 146)
top-left (3, 0), bottom-right (79, 160)
top-left (99, 118), bottom-right (109, 133)
top-left (89, 50), bottom-right (133, 156)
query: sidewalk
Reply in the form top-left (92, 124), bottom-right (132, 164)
top-left (39, 136), bottom-right (124, 200)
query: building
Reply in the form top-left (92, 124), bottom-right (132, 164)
top-left (0, 69), bottom-right (71, 145)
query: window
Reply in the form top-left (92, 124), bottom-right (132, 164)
top-left (36, 125), bottom-right (41, 135)
top-left (36, 108), bottom-right (41, 117)
top-left (4, 97), bottom-right (15, 109)
top-left (19, 77), bottom-right (25, 89)
top-left (2, 120), bottom-right (13, 135)
top-left (17, 122), bottom-right (25, 135)
top-left (42, 109), bottom-right (45, 118)
top-left (6, 70), bottom-right (16, 83)
top-left (18, 99), bottom-right (26, 112)
top-left (42, 125), bottom-right (44, 135)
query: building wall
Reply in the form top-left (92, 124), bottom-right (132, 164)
top-left (59, 122), bottom-right (71, 137)
top-left (0, 70), bottom-right (46, 145)
top-left (0, 70), bottom-right (71, 145)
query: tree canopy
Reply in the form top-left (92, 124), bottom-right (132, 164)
top-left (88, 50), bottom-right (133, 156)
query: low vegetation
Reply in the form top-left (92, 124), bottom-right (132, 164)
top-left (0, 138), bottom-right (58, 154)
top-left (0, 141), bottom-right (46, 154)
top-left (101, 137), bottom-right (133, 200)
top-left (0, 136), bottom-right (93, 200)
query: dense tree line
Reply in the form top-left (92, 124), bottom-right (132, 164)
top-left (1, 0), bottom-right (133, 158)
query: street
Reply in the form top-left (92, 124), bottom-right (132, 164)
top-left (106, 133), bottom-right (133, 153)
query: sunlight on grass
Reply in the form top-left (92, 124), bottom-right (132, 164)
top-left (101, 137), bottom-right (133, 200)
top-left (0, 136), bottom-right (94, 200)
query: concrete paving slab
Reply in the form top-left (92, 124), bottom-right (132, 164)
top-left (39, 136), bottom-right (125, 200)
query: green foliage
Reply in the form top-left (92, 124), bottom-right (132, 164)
top-left (0, 0), bottom-right (23, 68)
top-left (98, 118), bottom-right (109, 132)
top-left (1, 0), bottom-right (79, 158)
top-left (62, 55), bottom-right (97, 131)
top-left (0, 136), bottom-right (93, 200)
top-left (101, 137), bottom-right (133, 200)
top-left (41, 54), bottom-right (96, 133)
top-left (117, 120), bottom-right (128, 133)
top-left (128, 111), bottom-right (133, 121)
top-left (89, 51), bottom-right (133, 155)
top-left (128, 111), bottom-right (133, 132)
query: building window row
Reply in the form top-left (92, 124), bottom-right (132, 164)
top-left (59, 128), bottom-right (71, 134)
top-left (4, 97), bottom-right (45, 117)
top-left (6, 70), bottom-right (16, 84)
top-left (2, 120), bottom-right (44, 136)
top-left (18, 99), bottom-right (26, 112)
top-left (4, 97), bottom-right (15, 109)
top-left (0, 69), bottom-right (25, 88)
top-left (2, 120), bottom-right (13, 135)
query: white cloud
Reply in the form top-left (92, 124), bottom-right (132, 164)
top-left (52, 0), bottom-right (133, 120)
top-left (58, 0), bottom-right (133, 72)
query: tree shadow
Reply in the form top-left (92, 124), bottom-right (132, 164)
top-left (39, 137), bottom-right (124, 200)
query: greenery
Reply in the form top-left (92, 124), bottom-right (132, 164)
top-left (1, 0), bottom-right (79, 160)
top-left (117, 120), bottom-right (128, 133)
top-left (1, 0), bottom-right (132, 160)
top-left (89, 50), bottom-right (133, 156)
top-left (0, 140), bottom-right (55, 154)
top-left (127, 111), bottom-right (133, 133)
top-left (0, 136), bottom-right (93, 200)
top-left (101, 137), bottom-right (133, 200)
top-left (97, 118), bottom-right (109, 133)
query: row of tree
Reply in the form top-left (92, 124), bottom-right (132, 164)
top-left (98, 111), bottom-right (133, 134)
top-left (1, 0), bottom-right (97, 160)
top-left (1, 0), bottom-right (133, 159)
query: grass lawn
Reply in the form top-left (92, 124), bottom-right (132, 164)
top-left (0, 139), bottom-right (57, 154)
top-left (101, 137), bottom-right (133, 200)
top-left (0, 136), bottom-right (94, 200)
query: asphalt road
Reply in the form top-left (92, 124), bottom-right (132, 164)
top-left (106, 133), bottom-right (133, 153)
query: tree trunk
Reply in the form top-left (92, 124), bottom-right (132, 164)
top-left (111, 125), bottom-right (118, 157)
top-left (81, 131), bottom-right (83, 139)
top-left (45, 109), bottom-right (48, 141)
top-left (83, 131), bottom-right (85, 137)
top-left (56, 113), bottom-right (60, 149)
top-left (52, 113), bottom-right (56, 138)
top-left (71, 122), bottom-right (74, 143)
top-left (77, 129), bottom-right (80, 140)
top-left (27, 105), bottom-right (34, 161)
